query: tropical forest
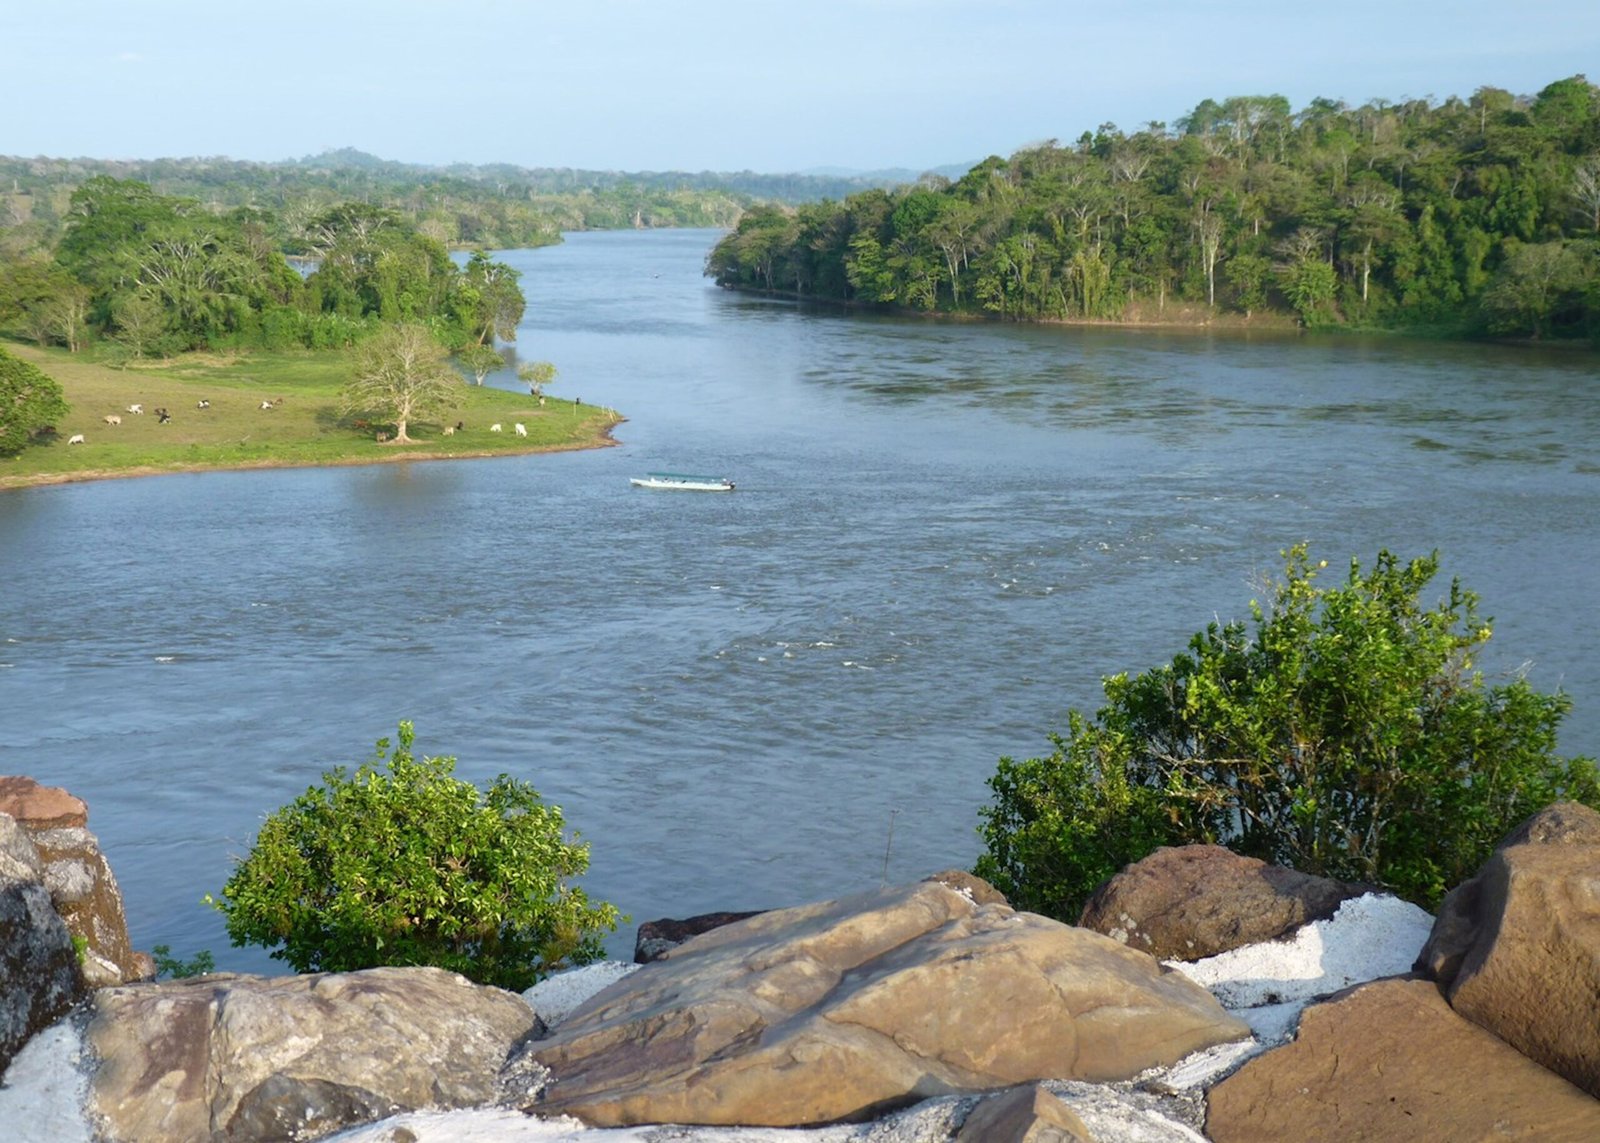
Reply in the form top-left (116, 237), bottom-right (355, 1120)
top-left (707, 77), bottom-right (1600, 342)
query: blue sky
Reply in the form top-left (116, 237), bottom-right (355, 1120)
top-left (3, 1), bottom-right (1597, 173)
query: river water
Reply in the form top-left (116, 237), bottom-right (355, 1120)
top-left (2, 229), bottom-right (1596, 969)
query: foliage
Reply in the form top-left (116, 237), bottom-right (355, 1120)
top-left (707, 77), bottom-right (1600, 341)
top-left (151, 944), bottom-right (216, 979)
top-left (518, 360), bottom-right (557, 398)
top-left (457, 343), bottom-right (506, 385)
top-left (0, 345), bottom-right (70, 455)
top-left (211, 722), bottom-right (620, 991)
top-left (340, 322), bottom-right (463, 442)
top-left (975, 546), bottom-right (1599, 920)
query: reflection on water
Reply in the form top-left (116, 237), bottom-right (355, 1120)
top-left (1, 229), bottom-right (1597, 969)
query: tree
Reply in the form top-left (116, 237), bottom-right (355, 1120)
top-left (457, 251), bottom-right (525, 345)
top-left (518, 360), bottom-right (557, 399)
top-left (975, 546), bottom-right (1598, 921)
top-left (457, 343), bottom-right (505, 386)
top-left (211, 722), bottom-right (620, 991)
top-left (0, 346), bottom-right (69, 455)
top-left (340, 323), bottom-right (462, 443)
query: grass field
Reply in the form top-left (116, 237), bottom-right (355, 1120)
top-left (1, 343), bottom-right (623, 490)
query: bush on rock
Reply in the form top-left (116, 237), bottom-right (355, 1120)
top-left (976, 545), bottom-right (1599, 920)
top-left (212, 722), bottom-right (618, 991)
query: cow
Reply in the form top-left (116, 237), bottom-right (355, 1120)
top-left (127, 404), bottom-right (143, 415)
top-left (67, 434), bottom-right (85, 445)
top-left (514, 423), bottom-right (527, 437)
top-left (196, 399), bottom-right (211, 409)
top-left (489, 423), bottom-right (503, 433)
top-left (442, 425), bottom-right (456, 436)
top-left (103, 414), bottom-right (122, 426)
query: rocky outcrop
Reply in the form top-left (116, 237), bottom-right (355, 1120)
top-left (633, 910), bottom-right (766, 964)
top-left (1206, 977), bottom-right (1600, 1142)
top-left (1078, 844), bottom-right (1373, 961)
top-left (0, 813), bottom-right (84, 1075)
top-left (955, 1084), bottom-right (1095, 1142)
top-left (0, 776), bottom-right (146, 987)
top-left (523, 874), bottom-right (1249, 1128)
top-left (85, 967), bottom-right (539, 1143)
top-left (1414, 801), bottom-right (1600, 1099)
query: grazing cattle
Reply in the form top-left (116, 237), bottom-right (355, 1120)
top-left (67, 434), bottom-right (85, 445)
top-left (455, 421), bottom-right (464, 431)
top-left (376, 432), bottom-right (391, 443)
top-left (489, 423), bottom-right (503, 433)
top-left (514, 423), bottom-right (528, 437)
top-left (196, 399), bottom-right (210, 409)
top-left (538, 397), bottom-right (546, 406)
top-left (442, 425), bottom-right (456, 436)
top-left (103, 414), bottom-right (122, 426)
top-left (260, 400), bottom-right (274, 410)
top-left (157, 411), bottom-right (171, 423)
top-left (127, 404), bottom-right (143, 414)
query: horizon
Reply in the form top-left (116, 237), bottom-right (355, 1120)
top-left (2, 1), bottom-right (1598, 175)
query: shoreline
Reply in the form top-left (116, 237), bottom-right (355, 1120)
top-left (0, 422), bottom-right (624, 493)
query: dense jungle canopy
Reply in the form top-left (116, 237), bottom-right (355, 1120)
top-left (707, 77), bottom-right (1600, 341)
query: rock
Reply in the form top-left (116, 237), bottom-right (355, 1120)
top-left (1205, 978), bottom-right (1600, 1142)
top-left (955, 1083), bottom-right (1096, 1142)
top-left (524, 875), bottom-right (1248, 1128)
top-left (0, 777), bottom-right (144, 987)
top-left (1417, 801), bottom-right (1600, 987)
top-left (85, 966), bottom-right (538, 1143)
top-left (1440, 843), bottom-right (1600, 1099)
top-left (1077, 845), bottom-right (1372, 961)
top-left (28, 826), bottom-right (141, 987)
top-left (0, 776), bottom-right (88, 830)
top-left (0, 814), bottom-right (85, 1075)
top-left (633, 910), bottom-right (766, 964)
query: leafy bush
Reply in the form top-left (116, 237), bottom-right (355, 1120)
top-left (975, 546), bottom-right (1599, 920)
top-left (0, 346), bottom-right (69, 455)
top-left (212, 723), bottom-right (619, 990)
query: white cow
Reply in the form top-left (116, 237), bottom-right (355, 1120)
top-left (127, 404), bottom-right (143, 414)
top-left (442, 425), bottom-right (456, 436)
top-left (67, 434), bottom-right (85, 445)
top-left (489, 423), bottom-right (503, 433)
top-left (103, 414), bottom-right (122, 426)
top-left (514, 423), bottom-right (528, 437)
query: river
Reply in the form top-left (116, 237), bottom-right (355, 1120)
top-left (1, 229), bottom-right (1596, 969)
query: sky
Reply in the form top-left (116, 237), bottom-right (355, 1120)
top-left (3, 1), bottom-right (1598, 175)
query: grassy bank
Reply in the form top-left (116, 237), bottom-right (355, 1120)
top-left (0, 343), bottom-right (623, 491)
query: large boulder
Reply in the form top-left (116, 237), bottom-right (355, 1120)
top-left (0, 813), bottom-right (84, 1074)
top-left (1414, 801), bottom-right (1600, 1099)
top-left (1206, 978), bottom-right (1600, 1142)
top-left (85, 966), bottom-right (538, 1143)
top-left (1417, 801), bottom-right (1600, 987)
top-left (0, 776), bottom-right (146, 986)
top-left (1077, 845), bottom-right (1372, 961)
top-left (521, 873), bottom-right (1248, 1128)
top-left (633, 910), bottom-right (766, 964)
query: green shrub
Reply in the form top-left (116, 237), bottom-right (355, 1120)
top-left (975, 545), bottom-right (1599, 920)
top-left (212, 722), bottom-right (619, 990)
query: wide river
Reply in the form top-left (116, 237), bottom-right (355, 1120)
top-left (2, 229), bottom-right (1597, 969)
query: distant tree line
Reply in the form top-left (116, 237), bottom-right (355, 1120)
top-left (707, 77), bottom-right (1600, 342)
top-left (0, 177), bottom-right (526, 358)
top-left (0, 148), bottom-right (916, 261)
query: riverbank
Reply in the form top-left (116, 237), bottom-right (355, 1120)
top-left (0, 343), bottom-right (623, 492)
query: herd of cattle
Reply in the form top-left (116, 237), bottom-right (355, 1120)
top-left (59, 400), bottom-right (519, 446)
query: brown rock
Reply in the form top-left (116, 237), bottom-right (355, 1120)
top-left (633, 910), bottom-right (766, 964)
top-left (1206, 978), bottom-right (1600, 1143)
top-left (29, 825), bottom-right (140, 987)
top-left (1418, 801), bottom-right (1600, 987)
top-left (0, 814), bottom-right (85, 1074)
top-left (1444, 843), bottom-right (1600, 1099)
top-left (1077, 845), bottom-right (1372, 961)
top-left (956, 1083), bottom-right (1097, 1142)
top-left (0, 776), bottom-right (88, 830)
top-left (526, 875), bottom-right (1248, 1128)
top-left (86, 967), bottom-right (538, 1143)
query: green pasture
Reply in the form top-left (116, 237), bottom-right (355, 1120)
top-left (1, 343), bottom-right (621, 489)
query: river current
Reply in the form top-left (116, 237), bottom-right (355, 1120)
top-left (2, 229), bottom-right (1596, 968)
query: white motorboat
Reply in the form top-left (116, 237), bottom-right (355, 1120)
top-left (629, 472), bottom-right (736, 492)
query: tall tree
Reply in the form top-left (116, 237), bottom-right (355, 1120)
top-left (341, 323), bottom-right (462, 444)
top-left (0, 346), bottom-right (69, 455)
